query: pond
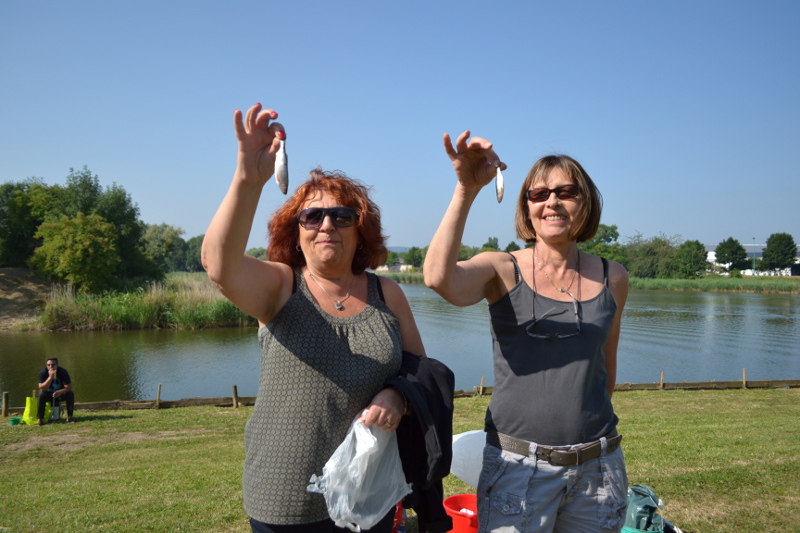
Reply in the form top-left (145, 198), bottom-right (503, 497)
top-left (1, 286), bottom-right (798, 405)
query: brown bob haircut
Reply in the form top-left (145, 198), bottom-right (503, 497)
top-left (267, 168), bottom-right (388, 273)
top-left (514, 154), bottom-right (603, 244)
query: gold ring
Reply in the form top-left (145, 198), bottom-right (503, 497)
top-left (385, 419), bottom-right (392, 428)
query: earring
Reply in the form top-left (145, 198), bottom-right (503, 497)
top-left (296, 245), bottom-right (301, 252)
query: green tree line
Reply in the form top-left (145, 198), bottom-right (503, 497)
top-left (3, 168), bottom-right (796, 293)
top-left (389, 225), bottom-right (798, 279)
top-left (0, 167), bottom-right (205, 292)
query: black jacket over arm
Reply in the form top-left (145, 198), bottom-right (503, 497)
top-left (386, 352), bottom-right (455, 533)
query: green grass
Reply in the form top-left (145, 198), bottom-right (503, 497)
top-left (2, 389), bottom-right (798, 532)
top-left (629, 275), bottom-right (800, 293)
top-left (36, 273), bottom-right (256, 331)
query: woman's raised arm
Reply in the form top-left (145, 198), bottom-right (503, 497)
top-left (202, 104), bottom-right (290, 323)
top-left (423, 131), bottom-right (507, 306)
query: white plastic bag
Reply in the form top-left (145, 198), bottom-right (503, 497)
top-left (307, 414), bottom-right (412, 532)
top-left (450, 430), bottom-right (485, 488)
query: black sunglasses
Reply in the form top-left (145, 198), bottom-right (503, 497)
top-left (527, 184), bottom-right (580, 203)
top-left (297, 207), bottom-right (359, 229)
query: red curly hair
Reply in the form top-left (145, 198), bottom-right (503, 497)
top-left (267, 168), bottom-right (388, 273)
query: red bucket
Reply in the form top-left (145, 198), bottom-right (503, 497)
top-left (443, 494), bottom-right (478, 533)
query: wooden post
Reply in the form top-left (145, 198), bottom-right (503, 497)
top-left (479, 377), bottom-right (485, 396)
top-left (232, 385), bottom-right (239, 408)
top-left (2, 391), bottom-right (8, 417)
top-left (156, 383), bottom-right (162, 409)
top-left (742, 368), bottom-right (747, 389)
top-left (33, 389), bottom-right (37, 399)
top-left (660, 372), bottom-right (665, 390)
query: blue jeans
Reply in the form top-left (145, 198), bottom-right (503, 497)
top-left (477, 438), bottom-right (628, 533)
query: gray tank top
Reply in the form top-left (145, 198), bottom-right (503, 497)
top-left (243, 270), bottom-right (402, 524)
top-left (486, 254), bottom-right (619, 446)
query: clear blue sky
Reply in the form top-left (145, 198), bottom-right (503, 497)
top-left (2, 1), bottom-right (798, 252)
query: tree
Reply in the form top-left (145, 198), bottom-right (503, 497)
top-left (165, 236), bottom-right (188, 272)
top-left (458, 243), bottom-right (479, 261)
top-left (385, 251), bottom-right (398, 265)
top-left (29, 213), bottom-right (120, 292)
top-left (761, 233), bottom-right (798, 272)
top-left (622, 233), bottom-right (680, 278)
top-left (405, 246), bottom-right (424, 267)
top-left (246, 247), bottom-right (266, 260)
top-left (504, 241), bottom-right (521, 253)
top-left (579, 224), bottom-right (625, 263)
top-left (0, 180), bottom-right (45, 266)
top-left (480, 237), bottom-right (499, 252)
top-left (673, 240), bottom-right (709, 278)
top-left (143, 223), bottom-right (185, 272)
top-left (2, 167), bottom-right (160, 283)
top-left (94, 183), bottom-right (149, 279)
top-left (62, 167), bottom-right (102, 217)
top-left (714, 237), bottom-right (748, 271)
top-left (185, 235), bottom-right (205, 272)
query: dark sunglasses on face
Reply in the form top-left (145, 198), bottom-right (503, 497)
top-left (526, 184), bottom-right (581, 203)
top-left (296, 207), bottom-right (359, 229)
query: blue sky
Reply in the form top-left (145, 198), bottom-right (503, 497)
top-left (2, 1), bottom-right (798, 252)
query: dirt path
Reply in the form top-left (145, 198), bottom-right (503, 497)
top-left (0, 268), bottom-right (53, 329)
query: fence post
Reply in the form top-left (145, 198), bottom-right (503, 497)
top-left (156, 383), bottom-right (162, 409)
top-left (232, 385), bottom-right (239, 408)
top-left (742, 368), bottom-right (747, 389)
top-left (660, 372), bottom-right (665, 390)
top-left (2, 391), bottom-right (8, 417)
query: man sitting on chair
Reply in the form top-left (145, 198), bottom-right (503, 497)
top-left (37, 357), bottom-right (75, 425)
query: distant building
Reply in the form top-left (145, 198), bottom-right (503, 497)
top-left (374, 258), bottom-right (414, 273)
top-left (705, 243), bottom-right (799, 276)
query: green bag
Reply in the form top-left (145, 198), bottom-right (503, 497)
top-left (623, 484), bottom-right (665, 532)
top-left (21, 396), bottom-right (51, 425)
top-left (622, 485), bottom-right (684, 533)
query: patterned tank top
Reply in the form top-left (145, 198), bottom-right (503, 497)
top-left (243, 270), bottom-right (402, 524)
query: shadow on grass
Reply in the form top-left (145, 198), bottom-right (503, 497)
top-left (59, 413), bottom-right (136, 423)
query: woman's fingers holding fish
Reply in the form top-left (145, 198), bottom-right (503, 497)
top-left (235, 105), bottom-right (285, 152)
top-left (444, 130), bottom-right (505, 188)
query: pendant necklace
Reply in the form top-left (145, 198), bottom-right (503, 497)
top-left (534, 247), bottom-right (580, 293)
top-left (307, 271), bottom-right (356, 311)
top-left (529, 246), bottom-right (582, 338)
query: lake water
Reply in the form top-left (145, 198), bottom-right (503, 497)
top-left (1, 286), bottom-right (798, 405)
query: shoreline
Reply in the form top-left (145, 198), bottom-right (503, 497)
top-left (5, 377), bottom-right (799, 417)
top-left (2, 269), bottom-right (799, 332)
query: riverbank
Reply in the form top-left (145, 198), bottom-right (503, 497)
top-left (382, 271), bottom-right (800, 293)
top-left (2, 269), bottom-right (799, 331)
top-left (2, 389), bottom-right (798, 532)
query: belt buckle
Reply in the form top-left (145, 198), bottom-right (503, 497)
top-left (549, 449), bottom-right (579, 466)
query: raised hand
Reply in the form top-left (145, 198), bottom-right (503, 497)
top-left (233, 103), bottom-right (285, 186)
top-left (443, 130), bottom-right (506, 193)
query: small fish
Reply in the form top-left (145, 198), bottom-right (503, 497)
top-left (495, 165), bottom-right (504, 203)
top-left (275, 139), bottom-right (288, 195)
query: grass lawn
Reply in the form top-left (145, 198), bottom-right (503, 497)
top-left (2, 389), bottom-right (798, 532)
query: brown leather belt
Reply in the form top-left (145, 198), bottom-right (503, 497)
top-left (486, 430), bottom-right (622, 467)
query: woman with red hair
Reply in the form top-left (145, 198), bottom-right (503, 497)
top-left (203, 103), bottom-right (425, 533)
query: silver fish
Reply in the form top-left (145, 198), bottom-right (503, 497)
top-left (275, 139), bottom-right (288, 195)
top-left (495, 165), bottom-right (504, 203)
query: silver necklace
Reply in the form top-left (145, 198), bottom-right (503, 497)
top-left (534, 248), bottom-right (579, 293)
top-left (307, 271), bottom-right (356, 311)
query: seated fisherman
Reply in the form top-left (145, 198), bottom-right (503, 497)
top-left (37, 357), bottom-right (75, 425)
